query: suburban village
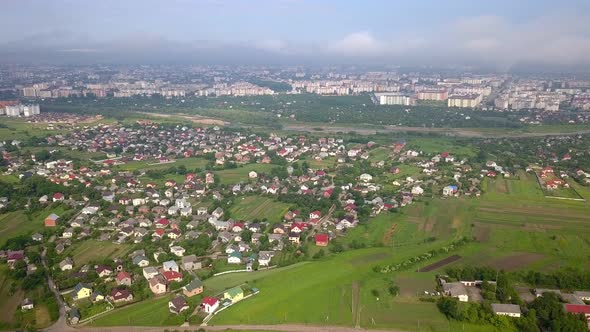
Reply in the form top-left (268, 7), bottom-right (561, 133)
top-left (1, 115), bottom-right (590, 328)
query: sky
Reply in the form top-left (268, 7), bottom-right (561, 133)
top-left (1, 0), bottom-right (590, 69)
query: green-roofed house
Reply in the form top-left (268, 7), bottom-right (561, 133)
top-left (223, 286), bottom-right (244, 303)
top-left (182, 278), bottom-right (204, 297)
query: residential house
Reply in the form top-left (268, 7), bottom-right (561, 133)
top-left (227, 252), bottom-right (242, 264)
top-left (142, 266), bottom-right (159, 280)
top-left (201, 297), bottom-right (219, 314)
top-left (181, 255), bottom-right (201, 271)
top-left (96, 265), bottom-right (114, 278)
top-left (163, 270), bottom-right (183, 283)
top-left (21, 298), bottom-right (34, 311)
top-left (59, 257), bottom-right (74, 271)
top-left (258, 251), bottom-right (274, 267)
top-left (116, 271), bottom-right (132, 286)
top-left (442, 185), bottom-right (458, 197)
top-left (183, 278), bottom-right (204, 297)
top-left (44, 213), bottom-right (60, 227)
top-left (223, 286), bottom-right (244, 303)
top-left (149, 275), bottom-right (167, 294)
top-left (169, 296), bottom-right (189, 314)
top-left (110, 288), bottom-right (133, 303)
top-left (314, 233), bottom-right (329, 246)
top-left (163, 260), bottom-right (179, 272)
top-left (69, 308), bottom-right (81, 324)
top-left (170, 246), bottom-right (186, 257)
top-left (72, 283), bottom-right (92, 300)
top-left (90, 291), bottom-right (105, 303)
top-left (212, 207), bottom-right (224, 219)
top-left (62, 228), bottom-right (74, 238)
top-left (133, 255), bottom-right (149, 267)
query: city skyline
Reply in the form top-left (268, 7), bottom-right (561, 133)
top-left (1, 0), bottom-right (590, 69)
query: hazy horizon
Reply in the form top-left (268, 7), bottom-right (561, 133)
top-left (2, 0), bottom-right (590, 70)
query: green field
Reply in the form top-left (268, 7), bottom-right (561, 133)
top-left (0, 205), bottom-right (67, 247)
top-left (117, 157), bottom-right (209, 171)
top-left (229, 196), bottom-right (291, 223)
top-left (91, 295), bottom-right (184, 326)
top-left (66, 240), bottom-right (133, 265)
top-left (216, 164), bottom-right (278, 185)
top-left (209, 247), bottom-right (498, 332)
top-left (204, 263), bottom-right (308, 294)
top-left (408, 137), bottom-right (477, 157)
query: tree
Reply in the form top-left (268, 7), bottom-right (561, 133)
top-left (388, 284), bottom-right (400, 296)
top-left (437, 297), bottom-right (461, 319)
top-left (240, 229), bottom-right (253, 243)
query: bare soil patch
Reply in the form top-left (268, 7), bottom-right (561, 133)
top-left (495, 180), bottom-right (509, 194)
top-left (417, 255), bottom-right (462, 272)
top-left (382, 223), bottom-right (397, 245)
top-left (489, 252), bottom-right (544, 271)
top-left (423, 216), bottom-right (435, 232)
top-left (352, 281), bottom-right (360, 328)
top-left (473, 224), bottom-right (490, 242)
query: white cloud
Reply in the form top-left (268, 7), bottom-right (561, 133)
top-left (326, 32), bottom-right (385, 57)
top-left (254, 39), bottom-right (289, 53)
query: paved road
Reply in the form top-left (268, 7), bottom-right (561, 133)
top-left (43, 324), bottom-right (408, 332)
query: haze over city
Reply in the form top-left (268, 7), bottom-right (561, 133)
top-left (2, 0), bottom-right (590, 69)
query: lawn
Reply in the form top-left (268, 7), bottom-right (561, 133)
top-left (66, 240), bottom-right (133, 265)
top-left (117, 157), bottom-right (208, 172)
top-left (229, 195), bottom-right (291, 223)
top-left (216, 164), bottom-right (278, 185)
top-left (0, 174), bottom-right (19, 184)
top-left (210, 246), bottom-right (456, 329)
top-left (407, 137), bottom-right (477, 158)
top-left (306, 157), bottom-right (337, 169)
top-left (90, 295), bottom-right (184, 326)
top-left (204, 263), bottom-right (308, 294)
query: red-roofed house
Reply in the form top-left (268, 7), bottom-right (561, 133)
top-left (156, 218), bottom-right (169, 228)
top-left (52, 193), bottom-right (64, 202)
top-left (162, 270), bottom-right (183, 283)
top-left (323, 188), bottom-right (334, 198)
top-left (564, 304), bottom-right (590, 321)
top-left (201, 297), bottom-right (219, 314)
top-left (315, 234), bottom-right (329, 246)
top-left (116, 271), bottom-right (132, 286)
top-left (152, 228), bottom-right (165, 238)
top-left (309, 211), bottom-right (321, 219)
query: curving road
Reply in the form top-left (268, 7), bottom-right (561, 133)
top-left (41, 246), bottom-right (71, 332)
